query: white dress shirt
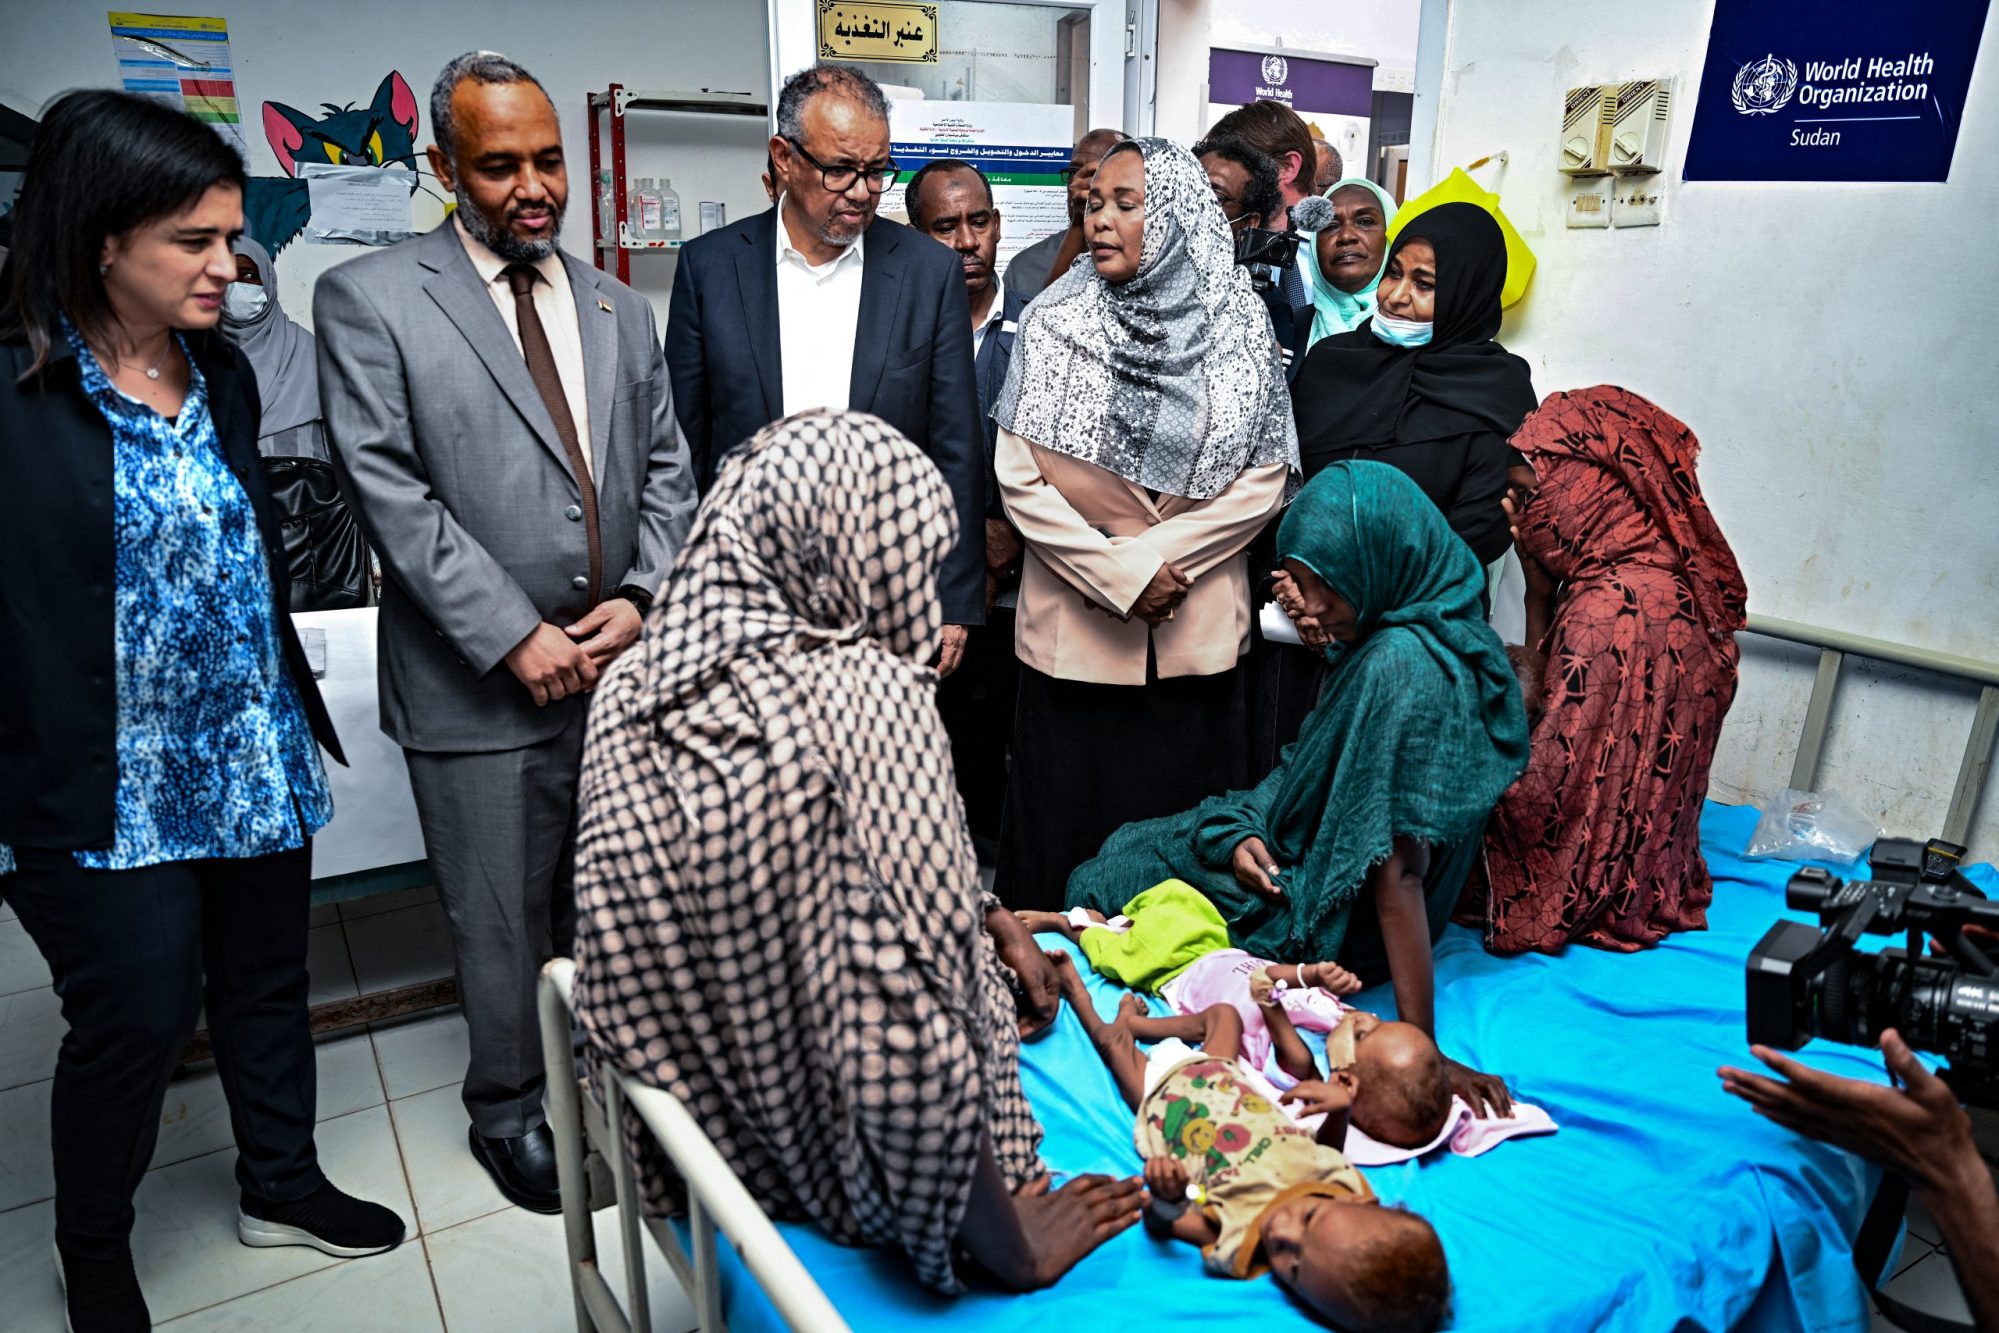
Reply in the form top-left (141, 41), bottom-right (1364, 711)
top-left (774, 197), bottom-right (865, 415)
top-left (971, 274), bottom-right (1007, 360)
top-left (456, 215), bottom-right (593, 476)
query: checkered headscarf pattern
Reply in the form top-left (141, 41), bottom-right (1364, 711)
top-left (570, 411), bottom-right (1044, 1292)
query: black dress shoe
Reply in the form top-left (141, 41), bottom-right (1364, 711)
top-left (468, 1123), bottom-right (563, 1214)
top-left (53, 1237), bottom-right (150, 1333)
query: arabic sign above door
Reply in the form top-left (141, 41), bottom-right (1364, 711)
top-left (1682, 0), bottom-right (1990, 182)
top-left (818, 1), bottom-right (940, 64)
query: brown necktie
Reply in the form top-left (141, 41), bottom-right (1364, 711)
top-left (504, 262), bottom-right (601, 606)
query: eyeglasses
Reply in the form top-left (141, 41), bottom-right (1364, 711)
top-left (1059, 165), bottom-right (1096, 186)
top-left (783, 137), bottom-right (899, 193)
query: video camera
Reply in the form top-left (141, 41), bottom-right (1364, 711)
top-left (1746, 836), bottom-right (1999, 1105)
top-left (1232, 194), bottom-right (1332, 293)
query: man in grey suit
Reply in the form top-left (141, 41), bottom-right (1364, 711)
top-left (316, 51), bottom-right (695, 1212)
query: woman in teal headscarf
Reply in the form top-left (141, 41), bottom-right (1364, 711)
top-left (1300, 178), bottom-right (1399, 349)
top-left (1068, 460), bottom-right (1528, 1110)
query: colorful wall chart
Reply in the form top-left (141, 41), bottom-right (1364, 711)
top-left (885, 100), bottom-right (1075, 269)
top-left (107, 12), bottom-right (246, 156)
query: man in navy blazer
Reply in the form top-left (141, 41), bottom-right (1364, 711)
top-left (903, 156), bottom-right (1030, 857)
top-left (665, 64), bottom-right (986, 663)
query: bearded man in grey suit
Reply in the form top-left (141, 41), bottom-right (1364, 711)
top-left (316, 51), bottom-right (694, 1212)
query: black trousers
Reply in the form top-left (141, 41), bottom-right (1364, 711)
top-left (2, 844), bottom-right (324, 1261)
top-left (936, 608), bottom-right (1019, 844)
top-left (995, 658), bottom-right (1249, 912)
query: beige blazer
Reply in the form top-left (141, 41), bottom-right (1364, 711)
top-left (996, 427), bottom-right (1289, 686)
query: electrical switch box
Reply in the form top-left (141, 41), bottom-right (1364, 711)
top-left (1611, 179), bottom-right (1662, 226)
top-left (1609, 79), bottom-right (1673, 174)
top-left (1566, 181), bottom-right (1612, 228)
top-left (1560, 84), bottom-right (1616, 176)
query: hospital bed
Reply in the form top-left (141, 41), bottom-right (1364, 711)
top-left (537, 801), bottom-right (1993, 1332)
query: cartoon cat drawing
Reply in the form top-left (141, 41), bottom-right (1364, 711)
top-left (246, 71), bottom-right (420, 253)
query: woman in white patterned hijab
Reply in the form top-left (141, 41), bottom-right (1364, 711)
top-left (994, 137), bottom-right (1298, 497)
top-left (986, 139), bottom-right (1299, 913)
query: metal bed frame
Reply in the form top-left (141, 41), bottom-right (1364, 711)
top-left (534, 614), bottom-right (1998, 1333)
top-left (538, 959), bottom-right (850, 1333)
top-left (1744, 613), bottom-right (1999, 849)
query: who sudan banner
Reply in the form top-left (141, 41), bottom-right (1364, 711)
top-left (1683, 0), bottom-right (1990, 182)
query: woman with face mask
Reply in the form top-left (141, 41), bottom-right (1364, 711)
top-left (222, 237), bottom-right (371, 609)
top-left (1289, 202), bottom-right (1537, 567)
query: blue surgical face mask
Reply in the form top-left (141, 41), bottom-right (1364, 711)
top-left (223, 282), bottom-right (269, 322)
top-left (1370, 308), bottom-right (1433, 348)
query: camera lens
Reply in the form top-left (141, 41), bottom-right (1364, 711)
top-left (1816, 952), bottom-right (1858, 1044)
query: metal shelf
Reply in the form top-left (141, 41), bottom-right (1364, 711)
top-left (588, 81), bottom-right (762, 283)
top-left (588, 87), bottom-right (767, 118)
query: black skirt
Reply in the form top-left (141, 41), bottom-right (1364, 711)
top-left (994, 658), bottom-right (1249, 911)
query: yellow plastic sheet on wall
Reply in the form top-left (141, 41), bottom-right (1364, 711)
top-left (1388, 167), bottom-right (1537, 309)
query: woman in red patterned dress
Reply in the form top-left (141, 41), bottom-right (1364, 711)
top-left (1483, 386), bottom-right (1747, 953)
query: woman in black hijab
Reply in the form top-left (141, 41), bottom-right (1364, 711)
top-left (1291, 202), bottom-right (1537, 559)
top-left (1250, 203), bottom-right (1537, 773)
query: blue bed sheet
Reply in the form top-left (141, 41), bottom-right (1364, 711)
top-left (708, 803), bottom-right (1990, 1333)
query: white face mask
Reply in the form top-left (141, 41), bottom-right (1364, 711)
top-left (1370, 307), bottom-right (1434, 348)
top-left (223, 282), bottom-right (269, 321)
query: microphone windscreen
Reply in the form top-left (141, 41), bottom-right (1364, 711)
top-left (1289, 194), bottom-right (1334, 232)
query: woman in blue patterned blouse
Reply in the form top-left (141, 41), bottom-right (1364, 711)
top-left (0, 91), bottom-right (403, 1332)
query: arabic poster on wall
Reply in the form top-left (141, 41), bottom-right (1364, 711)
top-left (1207, 48), bottom-right (1375, 182)
top-left (107, 11), bottom-right (247, 156)
top-left (819, 1), bottom-right (940, 65)
top-left (1683, 0), bottom-right (1990, 181)
top-left (884, 100), bottom-right (1074, 269)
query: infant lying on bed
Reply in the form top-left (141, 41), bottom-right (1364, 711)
top-left (1022, 881), bottom-right (1557, 1158)
top-left (1050, 954), bottom-right (1449, 1333)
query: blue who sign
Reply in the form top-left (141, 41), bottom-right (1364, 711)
top-left (1683, 0), bottom-right (1991, 182)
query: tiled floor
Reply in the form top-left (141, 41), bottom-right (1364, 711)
top-left (0, 888), bottom-right (694, 1332)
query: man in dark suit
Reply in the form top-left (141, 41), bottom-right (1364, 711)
top-left (904, 157), bottom-right (1028, 859)
top-left (665, 64), bottom-right (985, 671)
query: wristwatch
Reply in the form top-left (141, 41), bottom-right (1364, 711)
top-left (614, 584), bottom-right (654, 614)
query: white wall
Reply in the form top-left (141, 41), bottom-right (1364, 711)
top-left (1424, 0), bottom-right (1999, 851)
top-left (0, 0), bottom-right (771, 329)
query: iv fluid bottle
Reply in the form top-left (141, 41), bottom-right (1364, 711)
top-left (658, 178), bottom-right (683, 240)
top-left (633, 179), bottom-right (664, 238)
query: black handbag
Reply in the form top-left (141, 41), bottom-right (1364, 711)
top-left (261, 456), bottom-right (371, 612)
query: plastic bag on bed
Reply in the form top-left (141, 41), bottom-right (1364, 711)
top-left (1745, 788), bottom-right (1881, 866)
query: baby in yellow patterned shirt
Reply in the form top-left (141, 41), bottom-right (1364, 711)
top-left (1053, 954), bottom-right (1450, 1332)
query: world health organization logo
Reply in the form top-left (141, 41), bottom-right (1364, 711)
top-left (1261, 54), bottom-right (1289, 86)
top-left (1731, 53), bottom-right (1798, 114)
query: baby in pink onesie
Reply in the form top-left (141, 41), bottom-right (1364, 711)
top-left (1020, 906), bottom-right (1455, 1150)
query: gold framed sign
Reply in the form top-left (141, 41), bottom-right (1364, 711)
top-left (817, 2), bottom-right (939, 64)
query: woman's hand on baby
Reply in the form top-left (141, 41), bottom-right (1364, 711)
top-left (1143, 1155), bottom-right (1190, 1205)
top-left (1280, 1072), bottom-right (1358, 1120)
top-left (1446, 1059), bottom-right (1514, 1119)
top-left (1231, 836), bottom-right (1285, 898)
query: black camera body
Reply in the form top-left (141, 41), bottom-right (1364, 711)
top-left (1746, 836), bottom-right (1999, 1105)
top-left (1233, 227), bottom-right (1303, 292)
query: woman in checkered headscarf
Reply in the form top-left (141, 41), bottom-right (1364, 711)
top-left (569, 409), bottom-right (1141, 1292)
